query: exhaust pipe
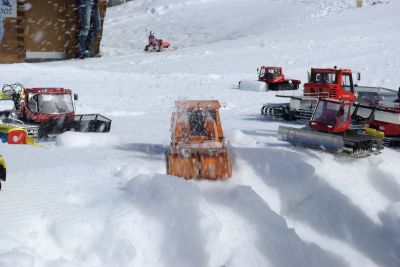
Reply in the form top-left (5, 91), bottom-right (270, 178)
top-left (277, 125), bottom-right (345, 152)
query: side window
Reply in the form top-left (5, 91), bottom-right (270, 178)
top-left (338, 105), bottom-right (351, 126)
top-left (313, 72), bottom-right (336, 84)
top-left (342, 74), bottom-right (353, 93)
top-left (28, 94), bottom-right (38, 111)
top-left (259, 68), bottom-right (265, 77)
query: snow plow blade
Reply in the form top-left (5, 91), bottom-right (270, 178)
top-left (277, 125), bottom-right (344, 152)
top-left (167, 146), bottom-right (232, 180)
top-left (238, 80), bottom-right (267, 92)
top-left (38, 114), bottom-right (111, 138)
top-left (73, 114), bottom-right (112, 133)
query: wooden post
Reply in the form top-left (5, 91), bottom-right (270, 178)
top-left (356, 0), bottom-right (363, 8)
top-left (0, 0), bottom-right (106, 63)
top-left (0, 0), bottom-right (25, 63)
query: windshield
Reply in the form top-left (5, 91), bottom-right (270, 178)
top-left (37, 94), bottom-right (74, 114)
top-left (260, 68), bottom-right (280, 79)
top-left (310, 71), bottom-right (336, 84)
top-left (312, 101), bottom-right (340, 126)
top-left (186, 109), bottom-right (217, 137)
top-left (341, 74), bottom-right (353, 93)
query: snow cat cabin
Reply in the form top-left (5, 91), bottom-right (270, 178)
top-left (0, 0), bottom-right (107, 63)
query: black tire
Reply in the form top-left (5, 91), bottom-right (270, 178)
top-left (165, 149), bottom-right (171, 175)
top-left (0, 165), bottom-right (5, 182)
top-left (261, 105), bottom-right (267, 116)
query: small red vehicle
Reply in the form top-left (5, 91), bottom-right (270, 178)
top-left (1, 84), bottom-right (111, 138)
top-left (257, 66), bottom-right (301, 90)
top-left (366, 99), bottom-right (400, 146)
top-left (239, 66), bottom-right (300, 91)
top-left (277, 98), bottom-right (384, 157)
top-left (303, 67), bottom-right (356, 101)
top-left (350, 86), bottom-right (400, 147)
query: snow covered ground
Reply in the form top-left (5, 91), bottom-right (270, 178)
top-left (0, 0), bottom-right (400, 266)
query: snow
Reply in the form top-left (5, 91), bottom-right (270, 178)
top-left (56, 132), bottom-right (122, 148)
top-left (0, 0), bottom-right (400, 266)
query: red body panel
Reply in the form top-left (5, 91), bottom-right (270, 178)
top-left (7, 129), bottom-right (28, 144)
top-left (303, 68), bottom-right (355, 101)
top-left (366, 105), bottom-right (400, 137)
top-left (25, 88), bottom-right (73, 95)
top-left (309, 99), bottom-right (353, 133)
top-left (160, 40), bottom-right (170, 48)
top-left (369, 121), bottom-right (400, 136)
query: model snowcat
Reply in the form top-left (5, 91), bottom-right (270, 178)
top-left (239, 66), bottom-right (301, 91)
top-left (277, 98), bottom-right (384, 157)
top-left (262, 67), bottom-right (357, 121)
top-left (167, 100), bottom-right (232, 180)
top-left (0, 83), bottom-right (111, 138)
top-left (360, 87), bottom-right (400, 147)
top-left (366, 109), bottom-right (400, 146)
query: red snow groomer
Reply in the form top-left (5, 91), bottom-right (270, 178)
top-left (277, 98), bottom-right (384, 157)
top-left (364, 88), bottom-right (400, 147)
top-left (239, 66), bottom-right (301, 91)
top-left (262, 67), bottom-right (358, 121)
top-left (0, 84), bottom-right (111, 139)
top-left (368, 108), bottom-right (400, 146)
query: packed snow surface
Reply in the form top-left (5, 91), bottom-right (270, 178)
top-left (0, 0), bottom-right (400, 266)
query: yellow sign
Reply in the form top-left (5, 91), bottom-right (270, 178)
top-left (356, 0), bottom-right (363, 8)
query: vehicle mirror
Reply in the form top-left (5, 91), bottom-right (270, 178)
top-left (74, 94), bottom-right (78, 101)
top-left (257, 68), bottom-right (260, 74)
top-left (357, 72), bottom-right (361, 81)
top-left (398, 87), bottom-right (400, 100)
top-left (307, 71), bottom-right (311, 82)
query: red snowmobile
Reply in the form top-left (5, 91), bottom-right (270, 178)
top-left (144, 31), bottom-right (174, 52)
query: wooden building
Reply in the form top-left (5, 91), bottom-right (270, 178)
top-left (0, 0), bottom-right (107, 63)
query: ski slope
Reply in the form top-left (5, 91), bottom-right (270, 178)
top-left (0, 0), bottom-right (399, 266)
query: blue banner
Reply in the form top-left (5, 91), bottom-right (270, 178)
top-left (0, 0), bottom-right (17, 18)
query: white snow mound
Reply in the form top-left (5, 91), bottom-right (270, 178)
top-left (238, 80), bottom-right (267, 92)
top-left (56, 132), bottom-right (122, 148)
